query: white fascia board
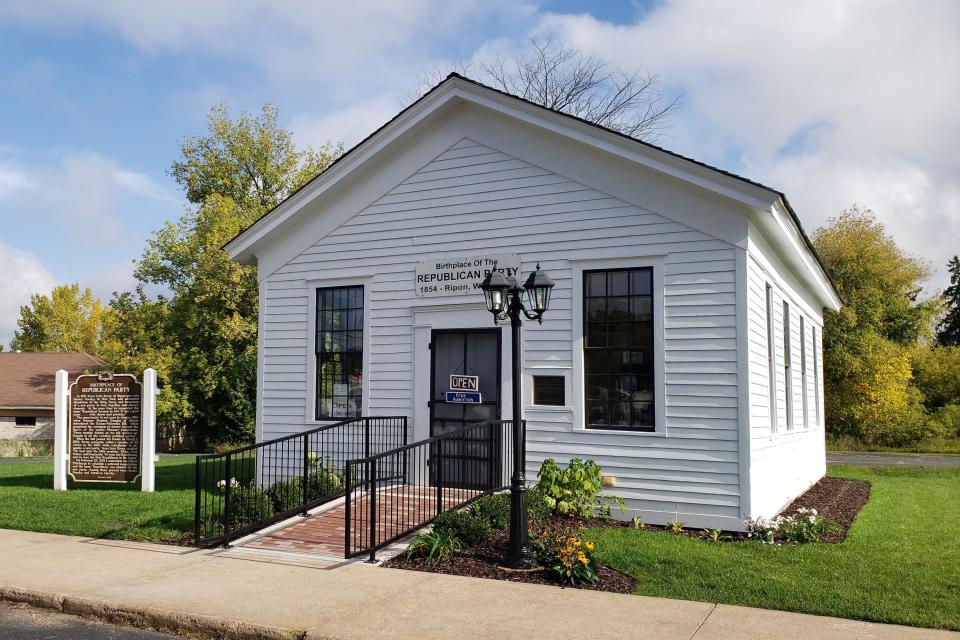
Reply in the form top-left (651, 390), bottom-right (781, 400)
top-left (755, 201), bottom-right (841, 312)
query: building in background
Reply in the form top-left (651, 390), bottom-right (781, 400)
top-left (0, 352), bottom-right (104, 456)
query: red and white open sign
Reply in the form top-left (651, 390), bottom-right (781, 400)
top-left (449, 374), bottom-right (479, 392)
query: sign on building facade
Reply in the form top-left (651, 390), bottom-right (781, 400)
top-left (415, 255), bottom-right (521, 297)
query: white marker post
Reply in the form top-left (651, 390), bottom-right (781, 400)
top-left (140, 368), bottom-right (157, 492)
top-left (53, 369), bottom-right (69, 490)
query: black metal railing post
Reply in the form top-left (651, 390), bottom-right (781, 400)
top-left (368, 458), bottom-right (378, 563)
top-left (344, 460), bottom-right (353, 559)
top-left (435, 439), bottom-right (443, 517)
top-left (364, 418), bottom-right (371, 459)
top-left (302, 433), bottom-right (309, 516)
top-left (222, 453), bottom-right (232, 547)
top-left (194, 455), bottom-right (202, 546)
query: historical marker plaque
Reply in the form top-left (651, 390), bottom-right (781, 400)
top-left (69, 373), bottom-right (142, 482)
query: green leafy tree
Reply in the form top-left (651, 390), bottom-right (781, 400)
top-left (912, 346), bottom-right (960, 411)
top-left (100, 288), bottom-right (190, 429)
top-left (9, 284), bottom-right (108, 355)
top-left (134, 104), bottom-right (341, 445)
top-left (938, 256), bottom-right (960, 346)
top-left (813, 207), bottom-right (940, 445)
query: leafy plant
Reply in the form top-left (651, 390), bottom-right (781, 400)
top-left (746, 508), bottom-right (831, 545)
top-left (228, 484), bottom-right (273, 525)
top-left (704, 528), bottom-right (722, 542)
top-left (781, 508), bottom-right (831, 544)
top-left (533, 528), bottom-right (599, 586)
top-left (266, 478), bottom-right (303, 513)
top-left (405, 529), bottom-right (463, 563)
top-left (631, 516), bottom-right (645, 530)
top-left (668, 506), bottom-right (684, 533)
top-left (432, 509), bottom-right (491, 547)
top-left (536, 458), bottom-right (625, 518)
top-left (526, 484), bottom-right (552, 520)
top-left (469, 494), bottom-right (510, 529)
top-left (307, 455), bottom-right (343, 498)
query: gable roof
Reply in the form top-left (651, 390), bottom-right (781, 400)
top-left (0, 352), bottom-right (105, 409)
top-left (224, 73), bottom-right (840, 308)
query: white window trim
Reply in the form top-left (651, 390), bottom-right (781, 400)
top-left (304, 276), bottom-right (373, 425)
top-left (765, 282), bottom-right (778, 435)
top-left (783, 300), bottom-right (795, 432)
top-left (524, 365), bottom-right (573, 412)
top-left (570, 255), bottom-right (667, 436)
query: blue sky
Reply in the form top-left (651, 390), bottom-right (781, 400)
top-left (1, 1), bottom-right (958, 345)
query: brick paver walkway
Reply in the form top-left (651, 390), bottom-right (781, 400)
top-left (244, 484), bottom-right (479, 558)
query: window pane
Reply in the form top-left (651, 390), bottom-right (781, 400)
top-left (586, 298), bottom-right (606, 322)
top-left (316, 285), bottom-right (364, 418)
top-left (630, 298), bottom-right (652, 320)
top-left (583, 267), bottom-right (654, 431)
top-left (587, 401), bottom-right (608, 425)
top-left (586, 322), bottom-right (606, 347)
top-left (631, 270), bottom-right (652, 295)
top-left (609, 271), bottom-right (629, 296)
top-left (607, 297), bottom-right (629, 319)
top-left (586, 272), bottom-right (606, 296)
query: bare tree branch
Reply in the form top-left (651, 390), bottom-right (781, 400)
top-left (412, 37), bottom-right (679, 142)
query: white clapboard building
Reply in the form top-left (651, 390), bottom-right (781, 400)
top-left (225, 74), bottom-right (841, 531)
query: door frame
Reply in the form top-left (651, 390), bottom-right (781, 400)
top-left (428, 327), bottom-right (503, 433)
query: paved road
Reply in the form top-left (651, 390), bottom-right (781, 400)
top-left (0, 602), bottom-right (186, 639)
top-left (828, 452), bottom-right (960, 467)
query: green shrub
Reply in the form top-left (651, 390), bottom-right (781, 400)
top-left (307, 456), bottom-right (343, 498)
top-left (405, 529), bottom-right (463, 563)
top-left (931, 404), bottom-right (960, 437)
top-left (469, 494), bottom-right (511, 529)
top-left (781, 508), bottom-right (832, 544)
top-left (229, 485), bottom-right (273, 525)
top-left (266, 478), bottom-right (304, 512)
top-left (536, 458), bottom-right (624, 518)
top-left (432, 509), bottom-right (491, 547)
top-left (526, 484), bottom-right (552, 520)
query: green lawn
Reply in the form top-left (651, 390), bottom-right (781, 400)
top-left (587, 465), bottom-right (960, 630)
top-left (0, 455), bottom-right (195, 542)
top-left (827, 436), bottom-right (960, 454)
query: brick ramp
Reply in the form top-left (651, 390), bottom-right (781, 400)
top-left (244, 485), bottom-right (478, 557)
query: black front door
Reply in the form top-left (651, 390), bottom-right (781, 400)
top-left (429, 328), bottom-right (501, 488)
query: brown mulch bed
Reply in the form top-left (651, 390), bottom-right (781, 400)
top-left (383, 522), bottom-right (637, 593)
top-left (782, 475), bottom-right (871, 543)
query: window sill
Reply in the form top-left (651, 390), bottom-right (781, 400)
top-left (579, 426), bottom-right (664, 436)
top-left (524, 405), bottom-right (573, 412)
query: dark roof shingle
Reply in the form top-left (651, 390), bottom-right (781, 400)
top-left (0, 352), bottom-right (105, 408)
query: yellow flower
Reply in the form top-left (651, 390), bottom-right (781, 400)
top-left (585, 541), bottom-right (595, 550)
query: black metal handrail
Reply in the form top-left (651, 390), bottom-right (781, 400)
top-left (194, 416), bottom-right (407, 547)
top-left (344, 419), bottom-right (516, 561)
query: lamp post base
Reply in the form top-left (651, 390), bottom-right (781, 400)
top-left (502, 546), bottom-right (538, 570)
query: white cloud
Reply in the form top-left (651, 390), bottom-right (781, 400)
top-left (1, 152), bottom-right (176, 249)
top-left (536, 0), bottom-right (960, 290)
top-left (0, 241), bottom-right (56, 348)
top-left (291, 94), bottom-right (400, 149)
top-left (0, 164), bottom-right (33, 198)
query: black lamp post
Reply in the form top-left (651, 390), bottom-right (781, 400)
top-left (480, 262), bottom-right (554, 569)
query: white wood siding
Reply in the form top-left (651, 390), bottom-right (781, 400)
top-left (745, 226), bottom-right (826, 518)
top-left (259, 133), bottom-right (748, 529)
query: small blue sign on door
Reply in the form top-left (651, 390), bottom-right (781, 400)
top-left (445, 391), bottom-right (482, 403)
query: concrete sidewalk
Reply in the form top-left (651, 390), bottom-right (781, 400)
top-left (0, 529), bottom-right (955, 640)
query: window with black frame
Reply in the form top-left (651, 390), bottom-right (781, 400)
top-left (316, 286), bottom-right (363, 419)
top-left (584, 267), bottom-right (654, 431)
